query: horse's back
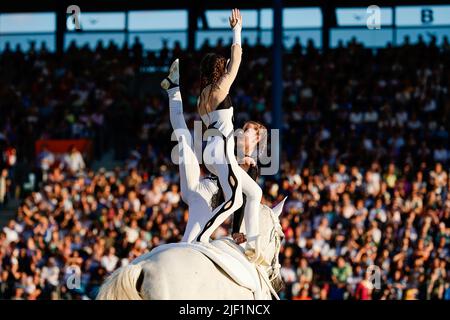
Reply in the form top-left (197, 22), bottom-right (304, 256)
top-left (139, 245), bottom-right (253, 300)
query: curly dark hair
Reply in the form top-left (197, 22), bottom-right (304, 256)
top-left (200, 53), bottom-right (227, 90)
top-left (199, 53), bottom-right (227, 114)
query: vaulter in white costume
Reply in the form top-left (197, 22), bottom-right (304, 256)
top-left (196, 9), bottom-right (263, 261)
top-left (161, 9), bottom-right (264, 262)
top-left (162, 80), bottom-right (265, 244)
top-left (165, 83), bottom-right (220, 243)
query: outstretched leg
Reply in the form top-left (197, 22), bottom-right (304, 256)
top-left (162, 60), bottom-right (198, 199)
top-left (162, 60), bottom-right (213, 242)
top-left (178, 135), bottom-right (212, 242)
top-left (163, 60), bottom-right (191, 143)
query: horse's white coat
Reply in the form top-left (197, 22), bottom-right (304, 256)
top-left (97, 201), bottom-right (285, 300)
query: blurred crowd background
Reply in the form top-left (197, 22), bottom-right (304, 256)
top-left (0, 34), bottom-right (449, 300)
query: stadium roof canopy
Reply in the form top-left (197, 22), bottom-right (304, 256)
top-left (0, 0), bottom-right (447, 12)
top-left (1, 0), bottom-right (447, 53)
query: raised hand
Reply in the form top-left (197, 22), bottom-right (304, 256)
top-left (243, 156), bottom-right (256, 168)
top-left (229, 8), bottom-right (242, 29)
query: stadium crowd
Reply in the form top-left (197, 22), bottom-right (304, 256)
top-left (0, 34), bottom-right (449, 300)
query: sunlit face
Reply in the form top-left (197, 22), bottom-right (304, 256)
top-left (245, 125), bottom-right (258, 141)
top-left (435, 163), bottom-right (442, 173)
top-left (243, 123), bottom-right (260, 152)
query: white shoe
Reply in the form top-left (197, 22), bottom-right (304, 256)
top-left (160, 59), bottom-right (179, 90)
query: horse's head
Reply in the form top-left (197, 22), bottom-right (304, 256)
top-left (258, 197), bottom-right (287, 293)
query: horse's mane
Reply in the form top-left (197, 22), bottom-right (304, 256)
top-left (260, 204), bottom-right (282, 234)
top-left (259, 204), bottom-right (285, 294)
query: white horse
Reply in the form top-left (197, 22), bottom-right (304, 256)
top-left (96, 199), bottom-right (286, 300)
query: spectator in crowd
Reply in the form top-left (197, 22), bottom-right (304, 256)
top-left (41, 258), bottom-right (60, 297)
top-left (37, 145), bottom-right (55, 182)
top-left (101, 247), bottom-right (119, 274)
top-left (330, 257), bottom-right (353, 299)
top-left (0, 168), bottom-right (9, 207)
top-left (297, 257), bottom-right (313, 285)
top-left (63, 146), bottom-right (85, 175)
top-left (293, 287), bottom-right (312, 300)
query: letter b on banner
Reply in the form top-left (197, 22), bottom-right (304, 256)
top-left (421, 9), bottom-right (434, 24)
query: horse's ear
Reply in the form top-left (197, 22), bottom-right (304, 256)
top-left (272, 197), bottom-right (287, 218)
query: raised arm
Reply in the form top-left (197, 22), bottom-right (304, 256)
top-left (217, 9), bottom-right (243, 93)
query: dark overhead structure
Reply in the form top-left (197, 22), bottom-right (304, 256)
top-left (0, 0), bottom-right (447, 53)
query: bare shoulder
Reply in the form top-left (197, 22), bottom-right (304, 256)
top-left (198, 86), bottom-right (211, 115)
